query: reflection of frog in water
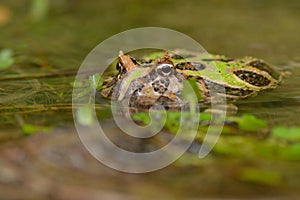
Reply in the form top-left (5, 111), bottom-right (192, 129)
top-left (101, 50), bottom-right (282, 109)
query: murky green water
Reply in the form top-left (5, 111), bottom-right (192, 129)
top-left (1, 0), bottom-right (300, 199)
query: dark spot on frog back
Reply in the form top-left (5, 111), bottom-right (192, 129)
top-left (137, 58), bottom-right (153, 64)
top-left (247, 60), bottom-right (281, 80)
top-left (201, 58), bottom-right (234, 62)
top-left (171, 53), bottom-right (195, 59)
top-left (233, 70), bottom-right (271, 87)
top-left (175, 62), bottom-right (206, 71)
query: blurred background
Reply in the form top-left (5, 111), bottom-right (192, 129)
top-left (1, 0), bottom-right (300, 67)
top-left (1, 0), bottom-right (300, 199)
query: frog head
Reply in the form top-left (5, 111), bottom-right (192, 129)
top-left (107, 51), bottom-right (185, 108)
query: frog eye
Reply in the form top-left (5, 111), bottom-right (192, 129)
top-left (157, 64), bottom-right (173, 76)
top-left (116, 62), bottom-right (122, 72)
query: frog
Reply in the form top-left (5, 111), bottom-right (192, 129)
top-left (100, 49), bottom-right (282, 110)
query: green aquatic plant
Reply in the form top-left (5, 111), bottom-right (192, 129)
top-left (89, 73), bottom-right (103, 91)
top-left (228, 114), bottom-right (267, 132)
top-left (76, 104), bottom-right (95, 126)
top-left (133, 111), bottom-right (267, 134)
top-left (0, 49), bottom-right (14, 70)
top-left (73, 73), bottom-right (103, 102)
top-left (271, 126), bottom-right (300, 142)
top-left (238, 167), bottom-right (282, 186)
top-left (30, 0), bottom-right (49, 22)
top-left (75, 73), bottom-right (104, 126)
top-left (22, 124), bottom-right (52, 136)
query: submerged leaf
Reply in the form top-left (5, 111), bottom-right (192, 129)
top-left (271, 126), bottom-right (300, 141)
top-left (30, 0), bottom-right (49, 22)
top-left (76, 104), bottom-right (94, 126)
top-left (278, 144), bottom-right (300, 161)
top-left (238, 167), bottom-right (282, 186)
top-left (22, 124), bottom-right (51, 135)
top-left (22, 124), bottom-right (37, 135)
top-left (234, 114), bottom-right (267, 131)
top-left (132, 112), bottom-right (151, 125)
top-left (0, 49), bottom-right (14, 69)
